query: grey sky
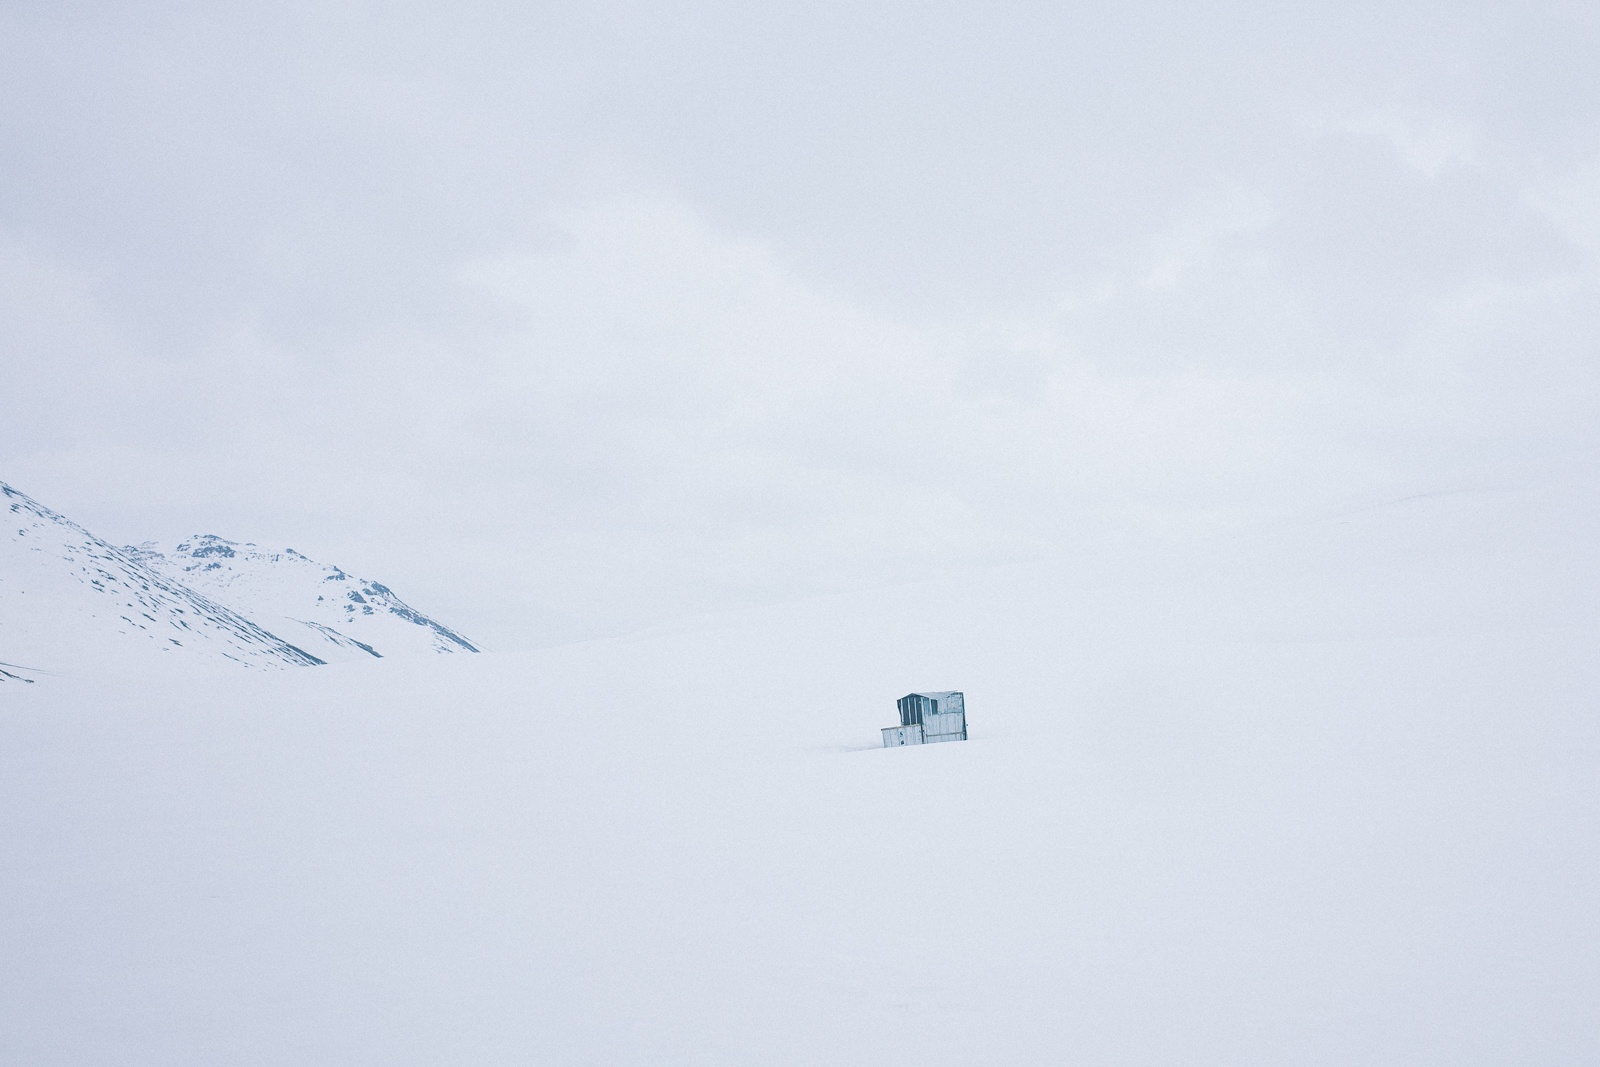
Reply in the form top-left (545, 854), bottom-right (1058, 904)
top-left (3, 1), bottom-right (1598, 644)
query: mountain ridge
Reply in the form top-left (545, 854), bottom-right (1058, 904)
top-left (2, 480), bottom-right (477, 677)
top-left (2, 481), bottom-right (327, 674)
top-left (128, 534), bottom-right (480, 662)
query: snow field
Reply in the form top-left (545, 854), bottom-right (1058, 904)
top-left (3, 489), bottom-right (1598, 1064)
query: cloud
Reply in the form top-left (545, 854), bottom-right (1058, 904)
top-left (1344, 109), bottom-right (1480, 177)
top-left (3, 1), bottom-right (1599, 644)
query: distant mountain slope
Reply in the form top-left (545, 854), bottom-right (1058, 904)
top-left (2, 480), bottom-right (479, 678)
top-left (1, 482), bottom-right (326, 675)
top-left (126, 535), bottom-right (479, 661)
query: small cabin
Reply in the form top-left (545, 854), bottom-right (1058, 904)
top-left (882, 691), bottom-right (968, 747)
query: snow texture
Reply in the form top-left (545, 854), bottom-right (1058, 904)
top-left (1, 481), bottom-right (325, 673)
top-left (2, 486), bottom-right (1597, 1065)
top-left (127, 535), bottom-right (479, 661)
top-left (1, 480), bottom-right (476, 676)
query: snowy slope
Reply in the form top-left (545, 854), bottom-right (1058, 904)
top-left (3, 488), bottom-right (1597, 1065)
top-left (127, 535), bottom-right (479, 662)
top-left (0, 481), bottom-right (325, 674)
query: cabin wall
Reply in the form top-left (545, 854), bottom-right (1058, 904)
top-left (882, 725), bottom-right (924, 747)
top-left (921, 710), bottom-right (966, 743)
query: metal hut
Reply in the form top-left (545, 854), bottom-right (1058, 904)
top-left (882, 691), bottom-right (968, 747)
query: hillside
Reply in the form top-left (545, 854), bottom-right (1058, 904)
top-left (127, 536), bottom-right (479, 662)
top-left (1, 480), bottom-right (478, 676)
top-left (1, 481), bottom-right (325, 674)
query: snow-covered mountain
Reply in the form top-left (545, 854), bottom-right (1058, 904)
top-left (1, 480), bottom-right (477, 676)
top-left (1, 481), bottom-right (326, 674)
top-left (125, 536), bottom-right (479, 662)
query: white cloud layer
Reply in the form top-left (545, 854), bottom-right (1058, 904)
top-left (3, 1), bottom-right (1598, 643)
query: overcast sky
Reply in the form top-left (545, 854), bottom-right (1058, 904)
top-left (3, 0), bottom-right (1598, 645)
